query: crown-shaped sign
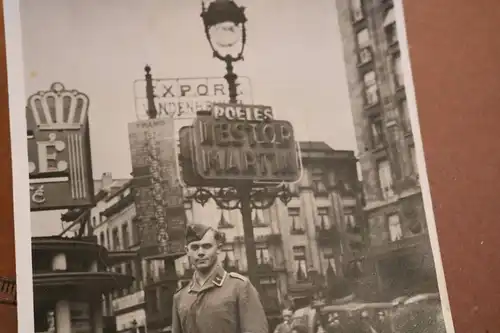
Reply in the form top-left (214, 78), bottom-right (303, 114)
top-left (27, 82), bottom-right (90, 130)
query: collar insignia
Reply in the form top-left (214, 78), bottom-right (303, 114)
top-left (212, 271), bottom-right (227, 287)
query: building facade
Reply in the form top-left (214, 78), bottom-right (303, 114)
top-left (144, 141), bottom-right (362, 329)
top-left (63, 173), bottom-right (145, 333)
top-left (91, 174), bottom-right (146, 333)
top-left (65, 141), bottom-right (361, 332)
top-left (335, 0), bottom-right (438, 301)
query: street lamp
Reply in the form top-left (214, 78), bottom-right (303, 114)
top-left (194, 0), bottom-right (294, 295)
top-left (201, 0), bottom-right (247, 103)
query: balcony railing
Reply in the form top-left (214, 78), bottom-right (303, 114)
top-left (220, 258), bottom-right (284, 274)
top-left (233, 233), bottom-right (282, 245)
top-left (146, 267), bottom-right (178, 285)
top-left (112, 289), bottom-right (145, 312)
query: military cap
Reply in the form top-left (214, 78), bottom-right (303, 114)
top-left (185, 223), bottom-right (212, 244)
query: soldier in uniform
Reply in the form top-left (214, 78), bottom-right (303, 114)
top-left (172, 223), bottom-right (269, 333)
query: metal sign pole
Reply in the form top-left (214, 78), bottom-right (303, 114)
top-left (238, 181), bottom-right (261, 293)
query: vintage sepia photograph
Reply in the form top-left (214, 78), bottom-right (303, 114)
top-left (14, 0), bottom-right (452, 333)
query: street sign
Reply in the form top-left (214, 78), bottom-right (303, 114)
top-left (133, 76), bottom-right (253, 120)
top-left (190, 103), bottom-right (300, 183)
top-left (128, 118), bottom-right (187, 259)
top-left (26, 83), bottom-right (94, 211)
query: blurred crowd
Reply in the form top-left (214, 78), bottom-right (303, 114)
top-left (273, 301), bottom-right (445, 333)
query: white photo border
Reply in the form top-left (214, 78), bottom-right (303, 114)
top-left (3, 0), bottom-right (35, 332)
top-left (2, 1), bottom-right (457, 333)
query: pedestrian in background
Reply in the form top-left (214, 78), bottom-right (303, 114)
top-left (274, 309), bottom-right (294, 333)
top-left (172, 223), bottom-right (268, 333)
top-left (392, 302), bottom-right (446, 333)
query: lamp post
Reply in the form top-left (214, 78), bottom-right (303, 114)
top-left (201, 0), bottom-right (246, 104)
top-left (194, 0), bottom-right (293, 294)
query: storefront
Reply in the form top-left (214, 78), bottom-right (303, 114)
top-left (33, 236), bottom-right (134, 333)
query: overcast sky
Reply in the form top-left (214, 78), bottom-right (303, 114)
top-left (21, 0), bottom-right (357, 235)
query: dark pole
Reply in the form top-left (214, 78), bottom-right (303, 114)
top-left (223, 58), bottom-right (260, 292)
top-left (224, 56), bottom-right (238, 104)
top-left (238, 183), bottom-right (260, 293)
top-left (143, 65), bottom-right (178, 330)
top-left (145, 65), bottom-right (157, 119)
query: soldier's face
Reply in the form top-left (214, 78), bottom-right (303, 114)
top-left (186, 230), bottom-right (219, 272)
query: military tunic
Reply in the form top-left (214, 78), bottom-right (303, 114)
top-left (172, 265), bottom-right (269, 333)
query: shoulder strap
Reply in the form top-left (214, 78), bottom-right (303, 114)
top-left (175, 280), bottom-right (189, 293)
top-left (228, 272), bottom-right (247, 281)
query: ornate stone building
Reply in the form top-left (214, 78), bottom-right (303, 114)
top-left (335, 0), bottom-right (438, 300)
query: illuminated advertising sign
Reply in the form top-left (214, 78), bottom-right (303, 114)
top-left (26, 83), bottom-right (94, 211)
top-left (189, 103), bottom-right (300, 184)
top-left (128, 118), bottom-right (187, 259)
top-left (133, 76), bottom-right (252, 120)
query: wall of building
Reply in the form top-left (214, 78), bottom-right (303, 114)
top-left (335, 0), bottom-right (437, 299)
top-left (92, 144), bottom-right (362, 325)
top-left (91, 181), bottom-right (144, 330)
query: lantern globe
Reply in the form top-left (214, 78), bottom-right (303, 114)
top-left (201, 0), bottom-right (247, 60)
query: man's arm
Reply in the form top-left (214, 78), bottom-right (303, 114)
top-left (171, 294), bottom-right (183, 333)
top-left (238, 280), bottom-right (269, 333)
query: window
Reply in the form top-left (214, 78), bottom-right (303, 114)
top-left (293, 246), bottom-right (308, 281)
top-left (357, 29), bottom-right (372, 65)
top-left (252, 209), bottom-right (266, 226)
top-left (345, 213), bottom-right (363, 251)
top-left (99, 232), bottom-right (105, 248)
top-left (133, 259), bottom-right (142, 290)
top-left (122, 224), bottom-right (130, 249)
top-left (181, 256), bottom-right (194, 276)
top-left (217, 208), bottom-right (232, 228)
top-left (256, 244), bottom-right (270, 265)
top-left (317, 207), bottom-right (331, 230)
top-left (363, 71), bottom-right (379, 106)
top-left (345, 214), bottom-right (358, 231)
top-left (288, 182), bottom-right (299, 194)
top-left (323, 247), bottom-right (335, 259)
top-left (399, 99), bottom-right (411, 132)
top-left (132, 218), bottom-right (141, 245)
top-left (113, 265), bottom-right (122, 298)
top-left (260, 278), bottom-right (279, 310)
top-left (112, 228), bottom-right (120, 250)
top-left (124, 262), bottom-right (133, 294)
top-left (184, 200), bottom-right (193, 224)
top-left (106, 230), bottom-right (110, 249)
top-left (311, 168), bottom-right (327, 194)
top-left (383, 8), bottom-right (397, 44)
top-left (146, 289), bottom-right (158, 314)
top-left (370, 117), bottom-right (385, 147)
top-left (288, 207), bottom-right (303, 232)
top-left (392, 53), bottom-right (404, 88)
top-left (377, 159), bottom-right (394, 199)
top-left (92, 216), bottom-right (97, 227)
top-left (387, 213), bottom-right (403, 241)
top-left (351, 0), bottom-right (364, 21)
top-left (409, 146), bottom-right (418, 175)
top-left (323, 247), bottom-right (337, 276)
top-left (356, 29), bottom-right (370, 48)
top-left (220, 244), bottom-right (236, 269)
